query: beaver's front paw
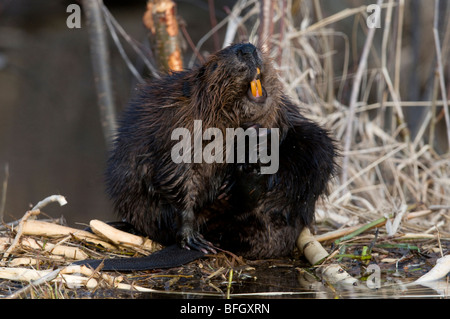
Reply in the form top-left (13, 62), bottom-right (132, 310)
top-left (177, 227), bottom-right (217, 254)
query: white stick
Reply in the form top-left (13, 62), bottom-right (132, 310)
top-left (297, 228), bottom-right (358, 286)
top-left (32, 195), bottom-right (67, 211)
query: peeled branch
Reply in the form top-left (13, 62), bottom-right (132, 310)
top-left (297, 227), bottom-right (329, 264)
top-left (89, 219), bottom-right (157, 253)
top-left (415, 255), bottom-right (450, 283)
top-left (21, 220), bottom-right (116, 250)
top-left (2, 237), bottom-right (88, 261)
top-left (297, 227), bottom-right (358, 286)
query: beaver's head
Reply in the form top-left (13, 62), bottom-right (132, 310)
top-left (192, 43), bottom-right (281, 125)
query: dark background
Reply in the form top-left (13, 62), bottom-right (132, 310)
top-left (0, 0), bottom-right (237, 226)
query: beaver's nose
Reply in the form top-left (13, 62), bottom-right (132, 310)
top-left (235, 43), bottom-right (258, 61)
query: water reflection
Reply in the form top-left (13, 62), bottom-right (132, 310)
top-left (137, 265), bottom-right (449, 299)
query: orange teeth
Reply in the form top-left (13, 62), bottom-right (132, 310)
top-left (250, 68), bottom-right (263, 98)
top-left (256, 78), bottom-right (262, 96)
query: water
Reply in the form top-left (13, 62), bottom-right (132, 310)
top-left (133, 263), bottom-right (449, 299)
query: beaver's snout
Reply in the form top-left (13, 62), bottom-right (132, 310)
top-left (234, 43), bottom-right (259, 63)
top-left (232, 43), bottom-right (267, 103)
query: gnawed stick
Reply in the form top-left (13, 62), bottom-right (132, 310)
top-left (1, 236), bottom-right (88, 262)
top-left (4, 268), bottom-right (62, 299)
top-left (31, 195), bottom-right (67, 211)
top-left (0, 265), bottom-right (177, 296)
top-left (415, 255), bottom-right (450, 283)
top-left (89, 219), bottom-right (157, 253)
top-left (21, 220), bottom-right (116, 250)
top-left (0, 267), bottom-right (98, 293)
top-left (297, 228), bottom-right (358, 286)
top-left (297, 227), bottom-right (328, 264)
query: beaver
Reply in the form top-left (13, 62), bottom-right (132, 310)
top-left (79, 43), bottom-right (337, 270)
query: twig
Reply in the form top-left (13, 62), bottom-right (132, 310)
top-left (334, 216), bottom-right (387, 245)
top-left (101, 5), bottom-right (160, 78)
top-left (188, 0), bottom-right (257, 68)
top-left (207, 0), bottom-right (220, 51)
top-left (1, 195), bottom-right (68, 261)
top-left (180, 22), bottom-right (205, 64)
top-left (102, 6), bottom-right (144, 83)
top-left (0, 163), bottom-right (8, 222)
top-left (2, 209), bottom-right (40, 261)
top-left (31, 195), bottom-right (67, 211)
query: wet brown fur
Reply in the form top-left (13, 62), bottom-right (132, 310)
top-left (106, 43), bottom-right (338, 258)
